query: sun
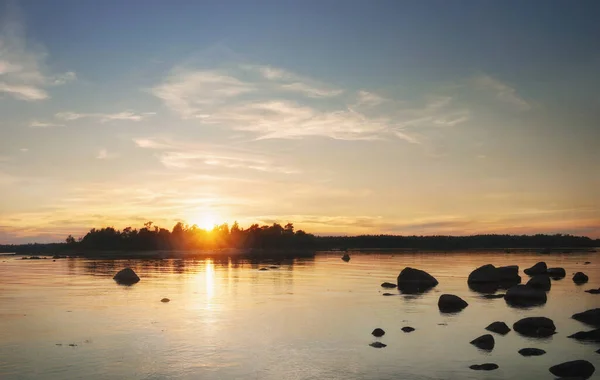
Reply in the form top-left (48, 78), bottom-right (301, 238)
top-left (192, 213), bottom-right (217, 231)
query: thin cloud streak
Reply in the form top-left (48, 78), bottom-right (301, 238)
top-left (55, 111), bottom-right (156, 122)
top-left (473, 74), bottom-right (531, 110)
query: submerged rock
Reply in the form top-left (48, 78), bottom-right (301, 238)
top-left (524, 262), bottom-right (547, 276)
top-left (513, 317), bottom-right (556, 337)
top-left (341, 253), bottom-right (350, 262)
top-left (469, 363), bottom-right (498, 371)
top-left (526, 275), bottom-right (551, 291)
top-left (438, 294), bottom-right (468, 313)
top-left (585, 288), bottom-right (600, 294)
top-left (396, 267), bottom-right (438, 294)
top-left (113, 268), bottom-right (140, 285)
top-left (470, 334), bottom-right (495, 351)
top-left (573, 272), bottom-right (589, 284)
top-left (369, 342), bottom-right (386, 348)
top-left (486, 321), bottom-right (510, 335)
top-left (547, 267), bottom-right (566, 279)
top-left (381, 282), bottom-right (397, 289)
top-left (549, 360), bottom-right (595, 379)
top-left (585, 261), bottom-right (591, 265)
top-left (258, 267), bottom-right (269, 271)
top-left (572, 308), bottom-right (600, 327)
top-left (568, 328), bottom-right (600, 342)
top-left (160, 298), bottom-right (170, 303)
top-left (482, 293), bottom-right (505, 299)
top-left (382, 293), bottom-right (395, 296)
top-left (505, 285), bottom-right (547, 307)
top-left (372, 328), bottom-right (385, 337)
top-left (401, 326), bottom-right (415, 333)
top-left (518, 348), bottom-right (546, 356)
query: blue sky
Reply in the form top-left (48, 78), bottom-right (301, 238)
top-left (1, 0), bottom-right (599, 243)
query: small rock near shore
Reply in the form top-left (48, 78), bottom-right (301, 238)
top-left (470, 334), bottom-right (495, 351)
top-left (573, 272), bottom-right (589, 284)
top-left (369, 342), bottom-right (386, 348)
top-left (485, 321), bottom-right (510, 335)
top-left (401, 326), bottom-right (415, 333)
top-left (113, 268), bottom-right (140, 285)
top-left (372, 328), bottom-right (385, 337)
top-left (518, 348), bottom-right (546, 356)
top-left (469, 363), bottom-right (498, 371)
top-left (549, 360), bottom-right (595, 379)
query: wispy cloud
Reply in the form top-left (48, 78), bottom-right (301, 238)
top-left (0, 7), bottom-right (75, 101)
top-left (355, 90), bottom-right (387, 107)
top-left (55, 111), bottom-right (156, 122)
top-left (473, 74), bottom-right (531, 110)
top-left (29, 120), bottom-right (65, 128)
top-left (133, 136), bottom-right (298, 173)
top-left (96, 149), bottom-right (118, 160)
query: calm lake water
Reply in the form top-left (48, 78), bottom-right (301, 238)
top-left (1, 251), bottom-right (599, 380)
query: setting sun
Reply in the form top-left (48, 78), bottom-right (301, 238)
top-left (192, 214), bottom-right (218, 231)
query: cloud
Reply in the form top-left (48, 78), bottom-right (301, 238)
top-left (0, 7), bottom-right (75, 101)
top-left (133, 136), bottom-right (298, 173)
top-left (473, 74), bottom-right (530, 110)
top-left (29, 120), bottom-right (65, 128)
top-left (55, 111), bottom-right (155, 122)
top-left (356, 90), bottom-right (387, 107)
top-left (96, 149), bottom-right (118, 160)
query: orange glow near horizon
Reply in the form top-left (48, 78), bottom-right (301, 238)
top-left (189, 212), bottom-right (219, 231)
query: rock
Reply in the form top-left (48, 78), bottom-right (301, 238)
top-left (526, 275), bottom-right (551, 291)
top-left (573, 272), bottom-right (589, 284)
top-left (438, 294), bottom-right (468, 313)
top-left (269, 265), bottom-right (279, 269)
top-left (401, 326), bottom-right (415, 333)
top-left (470, 334), bottom-right (495, 351)
top-left (482, 294), bottom-right (505, 299)
top-left (524, 262), bottom-right (547, 276)
top-left (572, 308), bottom-right (600, 327)
top-left (259, 267), bottom-right (269, 271)
top-left (396, 267), bottom-right (438, 294)
top-left (549, 360), bottom-right (595, 379)
top-left (113, 268), bottom-right (140, 285)
top-left (513, 317), bottom-right (556, 337)
top-left (469, 363), bottom-right (498, 371)
top-left (547, 267), bottom-right (566, 279)
top-left (160, 298), bottom-right (170, 303)
top-left (341, 253), bottom-right (350, 262)
top-left (518, 348), bottom-right (546, 356)
top-left (381, 282), bottom-right (397, 288)
top-left (486, 321), bottom-right (510, 335)
top-left (382, 293), bottom-right (395, 296)
top-left (369, 342), bottom-right (386, 348)
top-left (568, 328), bottom-right (600, 342)
top-left (504, 285), bottom-right (547, 307)
top-left (467, 264), bottom-right (521, 284)
top-left (596, 348), bottom-right (600, 354)
top-left (585, 261), bottom-right (591, 264)
top-left (68, 343), bottom-right (77, 347)
top-left (372, 328), bottom-right (385, 337)
top-left (585, 288), bottom-right (600, 294)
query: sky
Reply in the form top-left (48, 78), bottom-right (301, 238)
top-left (1, 0), bottom-right (599, 243)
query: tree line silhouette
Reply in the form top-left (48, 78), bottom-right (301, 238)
top-left (0, 221), bottom-right (598, 254)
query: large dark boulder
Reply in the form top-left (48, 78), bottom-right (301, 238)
top-left (397, 267), bottom-right (438, 294)
top-left (467, 264), bottom-right (521, 289)
top-left (547, 267), bottom-right (566, 279)
top-left (113, 268), bottom-right (140, 285)
top-left (438, 294), bottom-right (468, 313)
top-left (372, 328), bottom-right (385, 337)
top-left (568, 328), bottom-right (600, 342)
top-left (549, 360), bottom-right (595, 379)
top-left (469, 363), bottom-right (498, 371)
top-left (470, 334), bottom-right (494, 351)
top-left (572, 308), bottom-right (600, 327)
top-left (505, 285), bottom-right (547, 307)
top-left (524, 262), bottom-right (547, 276)
top-left (513, 317), bottom-right (556, 337)
top-left (518, 348), bottom-right (546, 356)
top-left (486, 321), bottom-right (510, 335)
top-left (526, 275), bottom-right (551, 291)
top-left (381, 282), bottom-right (397, 289)
top-left (573, 272), bottom-right (589, 284)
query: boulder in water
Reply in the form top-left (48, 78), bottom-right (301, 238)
top-left (401, 326), bottom-right (415, 333)
top-left (485, 321), bottom-right (510, 335)
top-left (470, 334), bottom-right (494, 351)
top-left (396, 267), bottom-right (438, 294)
top-left (469, 363), bottom-right (498, 371)
top-left (438, 294), bottom-right (469, 313)
top-left (467, 265), bottom-right (521, 292)
top-left (518, 348), bottom-right (546, 356)
top-left (372, 328), bottom-right (385, 337)
top-left (524, 262), bottom-right (547, 276)
top-left (568, 328), bottom-right (600, 342)
top-left (526, 275), bottom-right (551, 291)
top-left (572, 308), bottom-right (600, 327)
top-left (341, 253), bottom-right (350, 262)
top-left (369, 342), bottom-right (386, 348)
top-left (547, 267), bottom-right (566, 279)
top-left (381, 282), bottom-right (397, 289)
top-left (513, 317), bottom-right (556, 337)
top-left (585, 288), bottom-right (600, 294)
top-left (504, 285), bottom-right (547, 307)
top-left (113, 268), bottom-right (140, 285)
top-left (573, 272), bottom-right (589, 284)
top-left (161, 298), bottom-right (170, 303)
top-left (549, 360), bottom-right (595, 379)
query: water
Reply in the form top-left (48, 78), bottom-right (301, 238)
top-left (0, 251), bottom-right (599, 380)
